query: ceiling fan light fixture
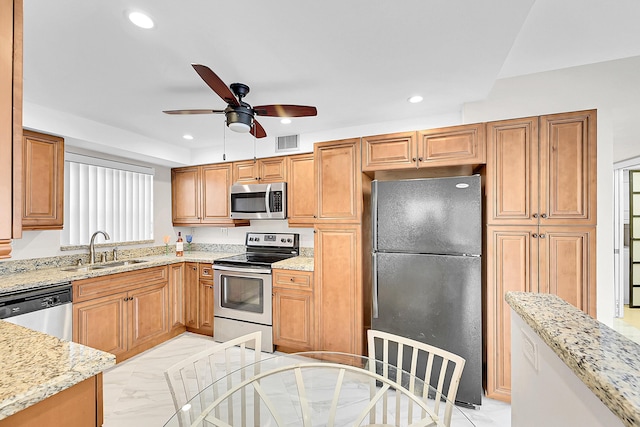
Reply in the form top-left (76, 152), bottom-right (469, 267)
top-left (128, 11), bottom-right (154, 29)
top-left (226, 108), bottom-right (253, 133)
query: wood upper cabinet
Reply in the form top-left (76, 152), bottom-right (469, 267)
top-left (272, 269), bottom-right (314, 351)
top-left (362, 124), bottom-right (485, 172)
top-left (0, 0), bottom-right (23, 258)
top-left (362, 132), bottom-right (416, 171)
top-left (315, 224), bottom-right (363, 355)
top-left (286, 153), bottom-right (315, 227)
top-left (171, 163), bottom-right (248, 227)
top-left (417, 123), bottom-right (485, 167)
top-left (21, 130), bottom-right (64, 230)
top-left (487, 111), bottom-right (596, 226)
top-left (232, 156), bottom-right (287, 184)
top-left (314, 138), bottom-right (362, 223)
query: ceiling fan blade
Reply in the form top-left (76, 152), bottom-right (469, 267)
top-left (253, 104), bottom-right (317, 117)
top-left (250, 120), bottom-right (267, 138)
top-left (191, 64), bottom-right (239, 106)
top-left (163, 109), bottom-right (226, 115)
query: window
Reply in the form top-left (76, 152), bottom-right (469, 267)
top-left (62, 153), bottom-right (154, 246)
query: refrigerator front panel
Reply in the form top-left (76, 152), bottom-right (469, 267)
top-left (371, 252), bottom-right (482, 406)
top-left (373, 176), bottom-right (481, 255)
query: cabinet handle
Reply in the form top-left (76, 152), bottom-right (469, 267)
top-left (290, 277), bottom-right (295, 282)
top-left (541, 213), bottom-right (547, 218)
top-left (412, 157), bottom-right (417, 162)
top-left (533, 213), bottom-right (539, 218)
top-left (313, 215), bottom-right (317, 218)
top-left (532, 233), bottom-right (538, 238)
top-left (539, 234), bottom-right (546, 239)
top-left (192, 267), bottom-right (197, 271)
top-left (418, 157), bottom-right (423, 162)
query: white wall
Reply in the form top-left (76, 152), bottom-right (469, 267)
top-left (461, 57), bottom-right (640, 324)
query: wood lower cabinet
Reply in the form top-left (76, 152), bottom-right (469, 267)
top-left (0, 374), bottom-right (104, 427)
top-left (171, 163), bottom-right (249, 227)
top-left (21, 130), bottom-right (64, 230)
top-left (185, 262), bottom-right (214, 336)
top-left (314, 138), bottom-right (362, 223)
top-left (73, 266), bottom-right (177, 363)
top-left (315, 224), bottom-right (363, 355)
top-left (485, 225), bottom-right (596, 402)
top-left (0, 0), bottom-right (23, 258)
top-left (272, 269), bottom-right (314, 351)
top-left (169, 263), bottom-right (185, 331)
top-left (286, 153), bottom-right (315, 227)
top-left (232, 156), bottom-right (287, 184)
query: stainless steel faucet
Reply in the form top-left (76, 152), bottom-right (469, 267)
top-left (89, 230), bottom-right (110, 264)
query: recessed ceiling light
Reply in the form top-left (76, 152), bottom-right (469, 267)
top-left (408, 95), bottom-right (423, 104)
top-left (128, 11), bottom-right (154, 29)
top-left (280, 118), bottom-right (292, 125)
top-left (183, 134), bottom-right (193, 140)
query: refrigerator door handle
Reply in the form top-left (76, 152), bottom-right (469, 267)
top-left (372, 252), bottom-right (379, 318)
top-left (371, 180), bottom-right (378, 251)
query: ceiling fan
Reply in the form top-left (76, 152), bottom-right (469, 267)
top-left (163, 64), bottom-right (317, 138)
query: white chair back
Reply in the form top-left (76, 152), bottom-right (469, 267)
top-left (164, 331), bottom-right (262, 426)
top-left (367, 329), bottom-right (466, 427)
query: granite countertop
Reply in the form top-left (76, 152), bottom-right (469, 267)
top-left (506, 292), bottom-right (640, 427)
top-left (0, 321), bottom-right (115, 420)
top-left (0, 251), bottom-right (314, 296)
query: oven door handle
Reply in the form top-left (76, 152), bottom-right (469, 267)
top-left (213, 265), bottom-right (271, 275)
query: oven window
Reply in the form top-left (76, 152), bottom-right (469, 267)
top-left (220, 275), bottom-right (264, 314)
top-left (231, 193), bottom-right (267, 213)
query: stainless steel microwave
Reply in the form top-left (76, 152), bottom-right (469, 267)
top-left (230, 182), bottom-right (287, 220)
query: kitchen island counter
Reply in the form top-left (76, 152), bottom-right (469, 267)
top-left (0, 320), bottom-right (115, 420)
top-left (506, 292), bottom-right (640, 427)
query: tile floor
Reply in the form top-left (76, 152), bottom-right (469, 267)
top-left (104, 315), bottom-right (640, 427)
top-left (102, 333), bottom-right (511, 427)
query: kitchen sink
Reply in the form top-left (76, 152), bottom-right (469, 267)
top-left (60, 259), bottom-right (148, 272)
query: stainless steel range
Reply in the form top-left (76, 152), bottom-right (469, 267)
top-left (213, 232), bottom-right (299, 352)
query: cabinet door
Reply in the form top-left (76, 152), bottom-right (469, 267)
top-left (199, 279), bottom-right (214, 335)
top-left (171, 166), bottom-right (201, 224)
top-left (273, 289), bottom-right (314, 351)
top-left (21, 130), bottom-right (64, 230)
top-left (315, 139), bottom-right (361, 222)
top-left (539, 226), bottom-right (596, 316)
top-left (201, 163), bottom-right (233, 223)
top-left (417, 123), bottom-right (485, 167)
top-left (232, 160), bottom-right (259, 184)
top-left (287, 153), bottom-right (315, 226)
top-left (315, 224), bottom-right (362, 354)
top-left (128, 281), bottom-right (169, 349)
top-left (185, 262), bottom-right (199, 330)
top-left (539, 110), bottom-right (596, 225)
top-left (259, 157), bottom-right (287, 183)
top-left (485, 226), bottom-right (538, 403)
top-left (486, 117), bottom-right (539, 225)
top-left (73, 292), bottom-right (128, 357)
top-left (361, 132), bottom-right (416, 171)
top-left (169, 263), bottom-right (185, 330)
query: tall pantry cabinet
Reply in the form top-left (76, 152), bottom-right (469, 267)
top-left (485, 110), bottom-right (597, 402)
top-left (0, 0), bottom-right (22, 258)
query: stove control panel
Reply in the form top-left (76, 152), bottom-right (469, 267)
top-left (246, 232), bottom-right (298, 249)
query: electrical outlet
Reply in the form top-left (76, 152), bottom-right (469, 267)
top-left (220, 227), bottom-right (228, 236)
top-left (521, 328), bottom-right (538, 371)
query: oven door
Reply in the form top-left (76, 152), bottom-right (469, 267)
top-left (213, 265), bottom-right (273, 326)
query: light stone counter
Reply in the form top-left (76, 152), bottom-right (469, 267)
top-left (506, 292), bottom-right (640, 427)
top-left (0, 251), bottom-right (314, 295)
top-left (0, 321), bottom-right (116, 420)
top-left (272, 256), bottom-right (314, 271)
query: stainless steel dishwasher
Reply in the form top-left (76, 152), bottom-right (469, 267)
top-left (0, 283), bottom-right (73, 341)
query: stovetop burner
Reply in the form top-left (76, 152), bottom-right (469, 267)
top-left (213, 232), bottom-right (300, 269)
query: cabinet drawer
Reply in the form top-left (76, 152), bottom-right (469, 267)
top-left (273, 269), bottom-right (313, 291)
top-left (199, 263), bottom-right (213, 279)
top-left (73, 266), bottom-right (168, 302)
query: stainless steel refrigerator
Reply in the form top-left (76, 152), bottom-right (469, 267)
top-left (371, 175), bottom-right (482, 407)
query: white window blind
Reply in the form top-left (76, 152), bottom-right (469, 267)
top-left (63, 154), bottom-right (154, 246)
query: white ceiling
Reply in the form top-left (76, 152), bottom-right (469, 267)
top-left (21, 0), bottom-right (640, 166)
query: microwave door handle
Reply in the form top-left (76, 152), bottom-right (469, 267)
top-left (265, 183), bottom-right (272, 214)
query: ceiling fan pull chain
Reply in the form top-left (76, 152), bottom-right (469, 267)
top-left (253, 124), bottom-right (257, 162)
top-left (222, 118), bottom-right (227, 161)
